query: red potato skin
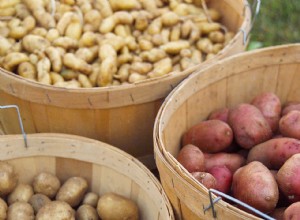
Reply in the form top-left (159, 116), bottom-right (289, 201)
top-left (251, 92), bottom-right (281, 133)
top-left (207, 107), bottom-right (229, 123)
top-left (282, 103), bottom-right (300, 116)
top-left (191, 172), bottom-right (217, 189)
top-left (177, 144), bottom-right (205, 173)
top-left (204, 153), bottom-right (246, 173)
top-left (232, 161), bottom-right (279, 214)
top-left (283, 202), bottom-right (300, 220)
top-left (277, 154), bottom-right (300, 203)
top-left (279, 110), bottom-right (300, 139)
top-left (207, 165), bottom-right (232, 194)
top-left (247, 137), bottom-right (300, 169)
top-left (228, 103), bottom-right (272, 149)
top-left (182, 119), bottom-right (233, 153)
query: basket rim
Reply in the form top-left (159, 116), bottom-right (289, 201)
top-left (0, 0), bottom-right (252, 109)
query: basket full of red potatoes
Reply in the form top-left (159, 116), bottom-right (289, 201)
top-left (154, 44), bottom-right (300, 220)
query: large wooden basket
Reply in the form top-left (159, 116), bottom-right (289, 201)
top-left (0, 132), bottom-right (174, 220)
top-left (154, 44), bottom-right (300, 219)
top-left (0, 0), bottom-right (253, 169)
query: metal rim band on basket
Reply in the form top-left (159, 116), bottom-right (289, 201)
top-left (0, 105), bottom-right (28, 148)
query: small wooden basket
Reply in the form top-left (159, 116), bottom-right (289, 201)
top-left (154, 44), bottom-right (300, 219)
top-left (0, 0), bottom-right (254, 169)
top-left (0, 132), bottom-right (174, 220)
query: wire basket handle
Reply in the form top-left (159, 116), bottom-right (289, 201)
top-left (241, 0), bottom-right (261, 44)
top-left (0, 105), bottom-right (28, 148)
top-left (203, 188), bottom-right (275, 220)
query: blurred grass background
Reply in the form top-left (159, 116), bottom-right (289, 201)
top-left (247, 0), bottom-right (300, 50)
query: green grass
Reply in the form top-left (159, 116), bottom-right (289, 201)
top-left (247, 0), bottom-right (300, 50)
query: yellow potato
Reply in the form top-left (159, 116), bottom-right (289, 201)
top-left (29, 194), bottom-right (51, 214)
top-left (97, 193), bottom-right (139, 220)
top-left (56, 177), bottom-right (88, 208)
top-left (36, 201), bottom-right (75, 220)
top-left (76, 204), bottom-right (99, 220)
top-left (82, 192), bottom-right (99, 208)
top-left (32, 172), bottom-right (61, 199)
top-left (0, 198), bottom-right (7, 220)
top-left (7, 202), bottom-right (34, 220)
top-left (7, 183), bottom-right (34, 205)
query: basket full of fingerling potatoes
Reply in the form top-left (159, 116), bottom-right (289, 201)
top-left (154, 44), bottom-right (300, 219)
top-left (0, 0), bottom-right (255, 168)
top-left (0, 130), bottom-right (175, 220)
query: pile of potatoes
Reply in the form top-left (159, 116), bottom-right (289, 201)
top-left (0, 162), bottom-right (139, 220)
top-left (0, 0), bottom-right (234, 88)
top-left (177, 92), bottom-right (300, 219)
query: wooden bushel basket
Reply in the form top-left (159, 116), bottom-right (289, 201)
top-left (0, 131), bottom-right (174, 220)
top-left (154, 44), bottom-right (300, 219)
top-left (0, 0), bottom-right (254, 169)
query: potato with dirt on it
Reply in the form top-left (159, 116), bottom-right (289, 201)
top-left (279, 110), bottom-right (300, 139)
top-left (97, 192), bottom-right (139, 220)
top-left (32, 172), bottom-right (61, 199)
top-left (251, 92), bottom-right (281, 133)
top-left (228, 103), bottom-right (272, 149)
top-left (0, 198), bottom-right (7, 220)
top-left (0, 161), bottom-right (18, 197)
top-left (29, 193), bottom-right (51, 214)
top-left (277, 154), bottom-right (300, 203)
top-left (82, 192), bottom-right (99, 208)
top-left (182, 119), bottom-right (233, 153)
top-left (282, 102), bottom-right (300, 115)
top-left (247, 137), bottom-right (300, 169)
top-left (76, 204), bottom-right (99, 220)
top-left (7, 183), bottom-right (34, 205)
top-left (7, 201), bottom-right (34, 220)
top-left (204, 152), bottom-right (246, 173)
top-left (36, 200), bottom-right (75, 220)
top-left (207, 107), bottom-right (229, 123)
top-left (191, 172), bottom-right (217, 189)
top-left (177, 144), bottom-right (205, 173)
top-left (56, 177), bottom-right (88, 208)
top-left (232, 161), bottom-right (279, 214)
top-left (283, 202), bottom-right (300, 220)
top-left (207, 165), bottom-right (232, 194)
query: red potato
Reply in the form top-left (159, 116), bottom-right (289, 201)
top-left (282, 102), bottom-right (300, 116)
top-left (277, 154), bottom-right (300, 203)
top-left (204, 152), bottom-right (246, 173)
top-left (283, 202), bottom-right (300, 220)
top-left (207, 165), bottom-right (232, 194)
top-left (177, 144), bottom-right (205, 173)
top-left (228, 103), bottom-right (272, 149)
top-left (247, 137), bottom-right (300, 169)
top-left (182, 119), bottom-right (233, 153)
top-left (191, 172), bottom-right (217, 189)
top-left (279, 110), bottom-right (300, 139)
top-left (251, 92), bottom-right (281, 133)
top-left (232, 161), bottom-right (279, 214)
top-left (207, 107), bottom-right (229, 123)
